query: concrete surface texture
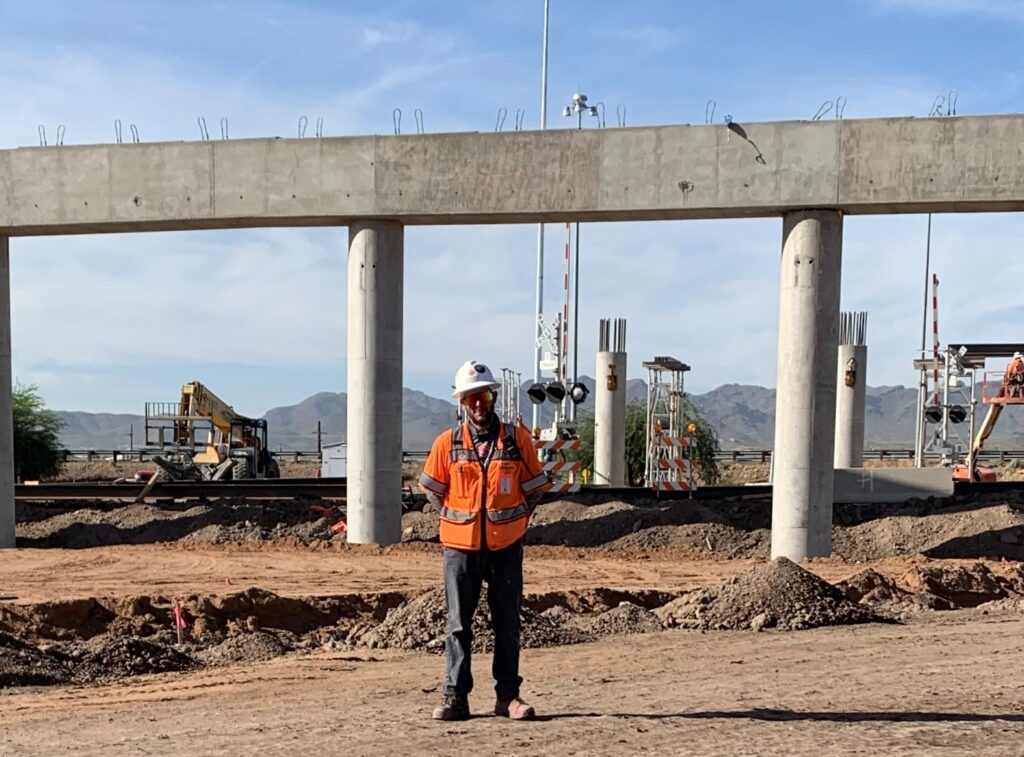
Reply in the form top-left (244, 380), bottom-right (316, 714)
top-left (4, 114), bottom-right (1024, 235)
top-left (832, 467), bottom-right (954, 503)
top-left (771, 210), bottom-right (843, 561)
top-left (346, 221), bottom-right (404, 545)
top-left (835, 343), bottom-right (868, 468)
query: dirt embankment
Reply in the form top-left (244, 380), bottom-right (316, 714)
top-left (17, 489), bottom-right (1024, 564)
top-left (4, 555), bottom-right (1024, 690)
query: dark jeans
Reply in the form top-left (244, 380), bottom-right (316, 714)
top-left (442, 539), bottom-right (523, 701)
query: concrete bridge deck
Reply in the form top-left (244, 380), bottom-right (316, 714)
top-left (2, 113), bottom-right (1023, 235)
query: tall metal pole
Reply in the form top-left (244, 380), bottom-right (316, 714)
top-left (531, 0), bottom-right (550, 432)
top-left (914, 214), bottom-right (932, 466)
top-left (570, 104), bottom-right (582, 422)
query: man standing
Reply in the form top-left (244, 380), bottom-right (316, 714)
top-left (419, 360), bottom-right (549, 721)
top-left (1006, 352), bottom-right (1024, 399)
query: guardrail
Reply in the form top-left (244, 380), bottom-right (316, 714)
top-left (59, 448), bottom-right (1024, 465)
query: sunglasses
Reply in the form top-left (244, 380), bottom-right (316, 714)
top-left (463, 389), bottom-right (495, 405)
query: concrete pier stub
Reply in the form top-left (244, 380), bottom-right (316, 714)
top-left (834, 311), bottom-right (867, 468)
top-left (0, 238), bottom-right (12, 548)
top-left (771, 210), bottom-right (843, 560)
top-left (347, 221), bottom-right (404, 545)
top-left (593, 318), bottom-right (626, 486)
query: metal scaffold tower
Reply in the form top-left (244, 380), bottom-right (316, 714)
top-left (643, 356), bottom-right (695, 492)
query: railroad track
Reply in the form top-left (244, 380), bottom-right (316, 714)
top-left (20, 478), bottom-right (1024, 503)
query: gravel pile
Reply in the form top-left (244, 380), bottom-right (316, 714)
top-left (194, 631), bottom-right (291, 665)
top-left (584, 602), bottom-right (663, 636)
top-left (355, 589), bottom-right (592, 653)
top-left (71, 637), bottom-right (194, 681)
top-left (656, 558), bottom-right (890, 632)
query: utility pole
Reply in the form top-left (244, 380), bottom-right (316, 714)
top-left (127, 423), bottom-right (133, 452)
top-left (313, 420), bottom-right (323, 453)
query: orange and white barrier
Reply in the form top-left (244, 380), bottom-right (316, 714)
top-left (543, 460), bottom-right (580, 473)
top-left (534, 439), bottom-right (581, 451)
top-left (651, 481), bottom-right (691, 492)
top-left (547, 482), bottom-right (581, 494)
top-left (655, 437), bottom-right (691, 448)
top-left (657, 458), bottom-right (692, 473)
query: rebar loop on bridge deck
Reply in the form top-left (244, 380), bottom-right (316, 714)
top-left (839, 311), bottom-right (868, 347)
top-left (115, 119), bottom-right (123, 144)
top-left (315, 116), bottom-right (324, 138)
top-left (393, 107), bottom-right (401, 135)
top-left (37, 124), bottom-right (46, 146)
top-left (595, 102), bottom-right (606, 128)
top-left (813, 100), bottom-right (833, 121)
top-left (197, 116), bottom-right (210, 141)
top-left (704, 100), bottom-right (716, 125)
top-left (298, 115), bottom-right (308, 138)
top-left (55, 125), bottom-right (65, 146)
top-left (414, 108), bottom-right (424, 134)
top-left (616, 104), bottom-right (627, 128)
top-left (931, 90), bottom-right (959, 117)
top-left (130, 124), bottom-right (139, 143)
top-left (835, 96), bottom-right (847, 119)
top-left (494, 107), bottom-right (507, 132)
top-left (515, 108), bottom-right (525, 131)
top-left (220, 117), bottom-right (229, 140)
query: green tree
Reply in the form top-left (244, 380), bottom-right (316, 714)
top-left (13, 384), bottom-right (64, 481)
top-left (573, 397), bottom-right (720, 486)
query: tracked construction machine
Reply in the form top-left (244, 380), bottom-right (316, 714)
top-left (144, 381), bottom-right (280, 481)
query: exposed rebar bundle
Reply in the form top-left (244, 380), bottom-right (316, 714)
top-left (839, 311), bottom-right (867, 346)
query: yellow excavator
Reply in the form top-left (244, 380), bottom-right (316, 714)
top-left (144, 381), bottom-right (280, 481)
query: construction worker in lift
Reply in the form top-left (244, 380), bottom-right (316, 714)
top-left (1005, 352), bottom-right (1024, 399)
top-left (419, 360), bottom-right (550, 722)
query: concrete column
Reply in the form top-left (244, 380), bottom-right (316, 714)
top-left (594, 318), bottom-right (626, 486)
top-left (771, 210), bottom-right (843, 561)
top-left (0, 237), bottom-right (12, 549)
top-left (593, 351), bottom-right (626, 485)
top-left (834, 314), bottom-right (867, 468)
top-left (347, 221), bottom-right (403, 545)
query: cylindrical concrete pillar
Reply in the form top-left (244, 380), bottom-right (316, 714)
top-left (834, 312), bottom-right (867, 468)
top-left (0, 237), bottom-right (13, 549)
top-left (771, 210), bottom-right (843, 561)
top-left (347, 221), bottom-right (404, 545)
top-left (594, 318), bottom-right (626, 486)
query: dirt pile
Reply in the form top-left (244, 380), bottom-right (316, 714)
top-left (657, 558), bottom-right (890, 631)
top-left (834, 568), bottom-right (913, 604)
top-left (836, 561), bottom-right (1024, 612)
top-left (354, 589), bottom-right (593, 653)
top-left (899, 563), bottom-right (1012, 608)
top-left (194, 631), bottom-right (291, 665)
top-left (585, 602), bottom-right (663, 636)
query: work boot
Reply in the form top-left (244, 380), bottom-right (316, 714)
top-left (432, 694), bottom-right (470, 721)
top-left (494, 696), bottom-right (535, 720)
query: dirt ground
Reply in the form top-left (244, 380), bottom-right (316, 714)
top-left (5, 485), bottom-right (1024, 755)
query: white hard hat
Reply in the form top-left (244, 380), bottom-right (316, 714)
top-left (1015, 352), bottom-right (1023, 360)
top-left (452, 360), bottom-right (500, 399)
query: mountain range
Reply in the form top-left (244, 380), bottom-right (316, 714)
top-left (54, 379), bottom-right (1024, 452)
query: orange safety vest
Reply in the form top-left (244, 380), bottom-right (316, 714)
top-left (419, 421), bottom-right (549, 551)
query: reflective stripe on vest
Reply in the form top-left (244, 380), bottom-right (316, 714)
top-left (485, 503), bottom-right (529, 523)
top-left (439, 505), bottom-right (476, 523)
top-left (418, 472), bottom-right (448, 496)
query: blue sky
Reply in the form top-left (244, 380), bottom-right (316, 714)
top-left (3, 0), bottom-right (1024, 416)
